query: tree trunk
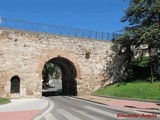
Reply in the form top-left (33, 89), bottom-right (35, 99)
top-left (149, 48), bottom-right (154, 83)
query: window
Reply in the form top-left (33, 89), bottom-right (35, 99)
top-left (10, 76), bottom-right (20, 93)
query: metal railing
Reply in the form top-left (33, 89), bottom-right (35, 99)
top-left (0, 17), bottom-right (114, 40)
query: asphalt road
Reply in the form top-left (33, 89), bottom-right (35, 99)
top-left (36, 96), bottom-right (159, 120)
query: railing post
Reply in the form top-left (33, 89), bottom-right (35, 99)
top-left (95, 32), bottom-right (98, 39)
top-left (68, 28), bottom-right (70, 35)
top-left (75, 29), bottom-right (77, 36)
top-left (102, 32), bottom-right (104, 40)
top-left (82, 30), bottom-right (84, 37)
top-left (89, 31), bottom-right (91, 38)
top-left (112, 33), bottom-right (115, 42)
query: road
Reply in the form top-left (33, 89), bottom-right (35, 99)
top-left (35, 96), bottom-right (159, 120)
top-left (42, 79), bottom-right (62, 96)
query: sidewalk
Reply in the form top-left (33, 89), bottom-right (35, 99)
top-left (77, 95), bottom-right (160, 114)
top-left (1, 96), bottom-right (160, 120)
top-left (0, 97), bottom-right (49, 120)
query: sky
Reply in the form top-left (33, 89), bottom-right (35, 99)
top-left (0, 0), bottom-right (129, 33)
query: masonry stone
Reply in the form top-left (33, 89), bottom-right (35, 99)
top-left (0, 28), bottom-right (123, 98)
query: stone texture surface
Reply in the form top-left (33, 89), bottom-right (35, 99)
top-left (0, 28), bottom-right (122, 98)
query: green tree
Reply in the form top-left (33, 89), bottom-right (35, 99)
top-left (42, 63), bottom-right (55, 84)
top-left (42, 63), bottom-right (62, 84)
top-left (116, 0), bottom-right (160, 82)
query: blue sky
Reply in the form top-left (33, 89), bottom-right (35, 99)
top-left (0, 0), bottom-right (129, 33)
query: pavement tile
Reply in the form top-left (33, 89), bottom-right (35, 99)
top-left (78, 96), bottom-right (160, 111)
top-left (0, 112), bottom-right (12, 120)
top-left (106, 99), bottom-right (160, 109)
top-left (24, 111), bottom-right (33, 120)
top-left (0, 97), bottom-right (48, 119)
top-left (31, 110), bottom-right (41, 117)
top-left (0, 110), bottom-right (41, 120)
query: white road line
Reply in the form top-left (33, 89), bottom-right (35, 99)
top-left (84, 106), bottom-right (126, 119)
top-left (33, 98), bottom-right (54, 120)
top-left (67, 97), bottom-right (158, 118)
top-left (71, 108), bottom-right (105, 120)
top-left (66, 97), bottom-right (125, 110)
top-left (57, 109), bottom-right (81, 120)
top-left (45, 113), bottom-right (58, 120)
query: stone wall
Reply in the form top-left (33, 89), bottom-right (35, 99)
top-left (0, 28), bottom-right (120, 98)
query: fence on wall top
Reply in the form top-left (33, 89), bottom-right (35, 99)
top-left (0, 17), bottom-right (115, 40)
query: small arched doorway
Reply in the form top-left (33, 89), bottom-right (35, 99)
top-left (42, 57), bottom-right (77, 96)
top-left (10, 76), bottom-right (20, 93)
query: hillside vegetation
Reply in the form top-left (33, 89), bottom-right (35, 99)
top-left (95, 57), bottom-right (160, 100)
top-left (95, 81), bottom-right (160, 100)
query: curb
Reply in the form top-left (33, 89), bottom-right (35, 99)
top-left (71, 96), bottom-right (108, 106)
top-left (32, 97), bottom-right (50, 119)
top-left (92, 94), bottom-right (160, 103)
top-left (137, 110), bottom-right (160, 115)
top-left (72, 96), bottom-right (139, 114)
top-left (72, 96), bottom-right (160, 116)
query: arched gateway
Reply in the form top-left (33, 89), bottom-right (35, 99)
top-left (42, 57), bottom-right (78, 95)
top-left (37, 50), bottom-right (81, 96)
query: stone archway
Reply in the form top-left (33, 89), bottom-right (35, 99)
top-left (43, 57), bottom-right (77, 95)
top-left (37, 50), bottom-right (81, 79)
top-left (37, 50), bottom-right (81, 96)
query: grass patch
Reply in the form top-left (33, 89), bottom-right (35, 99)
top-left (95, 81), bottom-right (160, 100)
top-left (0, 97), bottom-right (10, 105)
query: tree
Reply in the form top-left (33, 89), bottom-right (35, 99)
top-left (42, 63), bottom-right (62, 85)
top-left (116, 0), bottom-right (160, 82)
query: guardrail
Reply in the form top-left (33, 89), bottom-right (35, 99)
top-left (0, 17), bottom-right (114, 40)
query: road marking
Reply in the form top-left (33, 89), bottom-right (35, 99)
top-left (33, 98), bottom-right (54, 120)
top-left (67, 97), bottom-right (140, 115)
top-left (45, 113), bottom-right (57, 120)
top-left (57, 109), bottom-right (81, 120)
top-left (84, 106), bottom-right (126, 119)
top-left (71, 108), bottom-right (105, 120)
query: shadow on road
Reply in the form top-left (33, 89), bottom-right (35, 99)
top-left (42, 89), bottom-right (62, 97)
